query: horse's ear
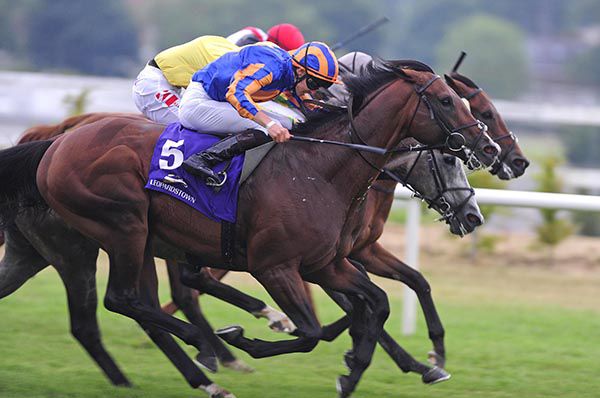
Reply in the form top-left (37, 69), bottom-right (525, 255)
top-left (396, 67), bottom-right (417, 80)
top-left (444, 74), bottom-right (459, 91)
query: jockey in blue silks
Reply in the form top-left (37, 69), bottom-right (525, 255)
top-left (179, 41), bottom-right (339, 186)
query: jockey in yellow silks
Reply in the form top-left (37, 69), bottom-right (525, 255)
top-left (132, 35), bottom-right (239, 124)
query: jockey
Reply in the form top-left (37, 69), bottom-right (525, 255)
top-left (179, 41), bottom-right (339, 185)
top-left (132, 35), bottom-right (239, 124)
top-left (226, 23), bottom-right (305, 51)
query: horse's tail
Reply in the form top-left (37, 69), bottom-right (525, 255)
top-left (0, 140), bottom-right (53, 226)
top-left (17, 113), bottom-right (102, 144)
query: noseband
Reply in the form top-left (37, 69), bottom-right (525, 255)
top-left (379, 150), bottom-right (475, 225)
top-left (490, 131), bottom-right (518, 175)
top-left (461, 87), bottom-right (518, 174)
top-left (347, 74), bottom-right (487, 160)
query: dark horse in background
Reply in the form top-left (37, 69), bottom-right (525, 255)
top-left (0, 61), bottom-right (499, 397)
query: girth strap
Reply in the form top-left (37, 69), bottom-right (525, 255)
top-left (221, 221), bottom-right (235, 265)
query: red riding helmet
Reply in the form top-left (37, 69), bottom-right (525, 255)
top-left (267, 23), bottom-right (305, 51)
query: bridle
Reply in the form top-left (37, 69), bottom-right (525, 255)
top-left (490, 131), bottom-right (518, 176)
top-left (460, 87), bottom-right (518, 175)
top-left (345, 72), bottom-right (487, 179)
top-left (378, 150), bottom-right (475, 226)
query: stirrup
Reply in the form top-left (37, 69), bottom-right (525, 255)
top-left (162, 174), bottom-right (188, 188)
top-left (206, 171), bottom-right (227, 187)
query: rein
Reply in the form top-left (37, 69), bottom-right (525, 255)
top-left (490, 131), bottom-right (518, 175)
top-left (378, 151), bottom-right (475, 225)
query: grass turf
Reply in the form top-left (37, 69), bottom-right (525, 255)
top-left (1, 254), bottom-right (599, 398)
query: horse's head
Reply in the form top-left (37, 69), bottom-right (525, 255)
top-left (385, 142), bottom-right (483, 236)
top-left (445, 73), bottom-right (530, 179)
top-left (391, 63), bottom-right (499, 168)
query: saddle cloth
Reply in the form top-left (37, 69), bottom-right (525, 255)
top-left (145, 122), bottom-right (274, 223)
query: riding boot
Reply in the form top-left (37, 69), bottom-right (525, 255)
top-left (182, 129), bottom-right (271, 185)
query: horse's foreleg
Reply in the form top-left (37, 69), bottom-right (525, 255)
top-left (137, 255), bottom-right (235, 397)
top-left (305, 259), bottom-right (389, 398)
top-left (352, 242), bottom-right (446, 367)
top-left (165, 261), bottom-right (253, 373)
top-left (179, 263), bottom-right (294, 333)
top-left (216, 265), bottom-right (321, 358)
top-left (102, 234), bottom-right (215, 361)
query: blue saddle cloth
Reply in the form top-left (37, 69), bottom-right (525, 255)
top-left (145, 123), bottom-right (244, 223)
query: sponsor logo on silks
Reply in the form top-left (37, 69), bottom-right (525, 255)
top-left (148, 179), bottom-right (196, 204)
top-left (155, 90), bottom-right (180, 107)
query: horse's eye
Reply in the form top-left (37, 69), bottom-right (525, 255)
top-left (440, 97), bottom-right (452, 106)
top-left (481, 110), bottom-right (494, 119)
top-left (443, 156), bottom-right (456, 165)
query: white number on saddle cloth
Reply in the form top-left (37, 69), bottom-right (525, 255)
top-left (159, 139), bottom-right (184, 170)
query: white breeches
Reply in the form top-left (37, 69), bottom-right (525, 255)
top-left (178, 82), bottom-right (299, 135)
top-left (132, 64), bottom-right (182, 124)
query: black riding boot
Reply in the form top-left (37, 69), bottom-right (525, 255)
top-left (182, 129), bottom-right (271, 186)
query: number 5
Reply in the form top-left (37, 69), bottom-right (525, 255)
top-left (159, 139), bottom-right (184, 170)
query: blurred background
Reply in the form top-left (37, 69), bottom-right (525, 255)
top-left (1, 1), bottom-right (599, 398)
top-left (2, 0), bottom-right (600, 237)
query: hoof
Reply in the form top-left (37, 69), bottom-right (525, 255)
top-left (199, 383), bottom-right (236, 398)
top-left (222, 359), bottom-right (254, 373)
top-left (215, 325), bottom-right (244, 345)
top-left (422, 366), bottom-right (451, 385)
top-left (254, 305), bottom-right (297, 333)
top-left (336, 375), bottom-right (353, 398)
top-left (343, 350), bottom-right (355, 371)
top-left (427, 350), bottom-right (446, 369)
top-left (114, 379), bottom-right (132, 388)
top-left (195, 352), bottom-right (218, 374)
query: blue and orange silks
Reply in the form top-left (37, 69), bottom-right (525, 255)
top-left (191, 43), bottom-right (296, 120)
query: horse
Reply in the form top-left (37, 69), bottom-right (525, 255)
top-left (0, 138), bottom-right (478, 389)
top-left (4, 57), bottom-right (508, 378)
top-left (332, 52), bottom-right (529, 179)
top-left (0, 61), bottom-right (498, 397)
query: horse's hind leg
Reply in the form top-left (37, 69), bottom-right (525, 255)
top-left (352, 243), bottom-right (446, 367)
top-left (0, 225), bottom-right (49, 299)
top-left (56, 263), bottom-right (131, 387)
top-left (165, 261), bottom-right (253, 373)
top-left (138, 257), bottom-right (234, 398)
top-left (179, 263), bottom-right (294, 333)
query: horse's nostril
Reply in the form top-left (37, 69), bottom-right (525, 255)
top-left (466, 213), bottom-right (483, 226)
top-left (483, 145), bottom-right (498, 156)
top-left (513, 158), bottom-right (529, 170)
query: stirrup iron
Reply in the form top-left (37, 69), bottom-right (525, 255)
top-left (206, 171), bottom-right (227, 187)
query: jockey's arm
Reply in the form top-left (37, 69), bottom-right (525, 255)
top-left (225, 64), bottom-right (291, 142)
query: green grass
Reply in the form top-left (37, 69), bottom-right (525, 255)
top-left (1, 264), bottom-right (600, 398)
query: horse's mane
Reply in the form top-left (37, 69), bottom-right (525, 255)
top-left (292, 59), bottom-right (435, 136)
top-left (449, 72), bottom-right (480, 89)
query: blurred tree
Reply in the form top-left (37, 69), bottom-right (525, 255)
top-left (138, 0), bottom-right (382, 56)
top-left (26, 0), bottom-right (138, 76)
top-left (564, 0), bottom-right (600, 29)
top-left (466, 169), bottom-right (506, 221)
top-left (388, 0), bottom-right (479, 64)
top-left (435, 14), bottom-right (529, 99)
top-left (533, 154), bottom-right (575, 264)
top-left (559, 125), bottom-right (600, 168)
top-left (566, 45), bottom-right (600, 86)
top-left (0, 0), bottom-right (39, 60)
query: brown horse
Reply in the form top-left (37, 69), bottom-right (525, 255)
top-left (5, 61), bottom-right (517, 379)
top-left (0, 61), bottom-right (498, 397)
top-left (444, 73), bottom-right (529, 179)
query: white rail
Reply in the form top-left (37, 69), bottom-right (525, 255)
top-left (396, 187), bottom-right (600, 335)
